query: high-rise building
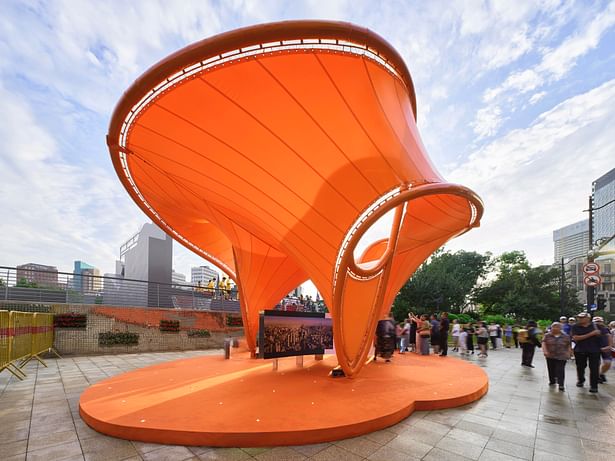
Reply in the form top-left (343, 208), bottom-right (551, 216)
top-left (73, 261), bottom-right (101, 292)
top-left (120, 223), bottom-right (172, 283)
top-left (16, 263), bottom-right (58, 287)
top-left (120, 223), bottom-right (173, 306)
top-left (553, 220), bottom-right (589, 263)
top-left (592, 168), bottom-right (615, 246)
top-left (191, 266), bottom-right (218, 286)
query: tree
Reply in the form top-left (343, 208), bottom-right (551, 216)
top-left (16, 277), bottom-right (37, 288)
top-left (474, 251), bottom-right (581, 321)
top-left (392, 250), bottom-right (491, 320)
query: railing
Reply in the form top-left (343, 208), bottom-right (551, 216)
top-left (0, 266), bottom-right (240, 311)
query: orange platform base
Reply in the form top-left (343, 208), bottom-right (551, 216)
top-left (79, 352), bottom-right (488, 447)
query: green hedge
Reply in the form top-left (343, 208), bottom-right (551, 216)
top-left (99, 332), bottom-right (139, 346)
top-left (187, 329), bottom-right (211, 338)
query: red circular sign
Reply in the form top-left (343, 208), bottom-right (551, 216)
top-left (583, 274), bottom-right (602, 287)
top-left (583, 262), bottom-right (600, 275)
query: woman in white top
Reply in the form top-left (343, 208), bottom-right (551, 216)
top-left (451, 320), bottom-right (461, 352)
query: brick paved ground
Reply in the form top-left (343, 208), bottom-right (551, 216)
top-left (1, 347), bottom-right (614, 460)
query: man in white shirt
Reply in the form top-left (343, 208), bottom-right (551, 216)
top-left (452, 319), bottom-right (461, 351)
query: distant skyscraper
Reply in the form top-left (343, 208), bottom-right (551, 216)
top-left (191, 266), bottom-right (218, 286)
top-left (553, 220), bottom-right (589, 263)
top-left (73, 261), bottom-right (101, 292)
top-left (16, 263), bottom-right (58, 287)
top-left (120, 223), bottom-right (172, 283)
top-left (119, 223), bottom-right (173, 307)
top-left (592, 167), bottom-right (615, 246)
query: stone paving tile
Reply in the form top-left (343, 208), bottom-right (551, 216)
top-left (2, 348), bottom-right (615, 460)
top-left (254, 446), bottom-right (306, 460)
top-left (141, 445), bottom-right (195, 461)
top-left (196, 447), bottom-right (252, 460)
top-left (333, 435), bottom-right (381, 457)
top-left (290, 443), bottom-right (330, 457)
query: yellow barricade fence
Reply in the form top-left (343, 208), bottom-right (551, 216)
top-left (20, 312), bottom-right (60, 368)
top-left (0, 310), bottom-right (23, 379)
top-left (0, 311), bottom-right (62, 380)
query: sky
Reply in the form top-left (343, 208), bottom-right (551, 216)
top-left (1, 0), bottom-right (614, 287)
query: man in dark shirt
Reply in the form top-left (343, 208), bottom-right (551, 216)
top-left (439, 312), bottom-right (450, 357)
top-left (571, 312), bottom-right (602, 392)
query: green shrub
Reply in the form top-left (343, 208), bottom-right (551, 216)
top-left (226, 315), bottom-right (243, 327)
top-left (99, 331), bottom-right (139, 346)
top-left (187, 329), bottom-right (211, 338)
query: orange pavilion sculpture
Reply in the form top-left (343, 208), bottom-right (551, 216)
top-left (107, 20), bottom-right (483, 378)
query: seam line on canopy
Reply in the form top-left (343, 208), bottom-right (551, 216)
top-left (197, 76), bottom-right (361, 215)
top-left (255, 58), bottom-right (381, 197)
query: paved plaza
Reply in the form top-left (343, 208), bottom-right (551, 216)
top-left (1, 347), bottom-right (614, 461)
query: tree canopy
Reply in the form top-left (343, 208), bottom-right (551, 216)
top-left (392, 249), bottom-right (581, 322)
top-left (392, 250), bottom-right (491, 320)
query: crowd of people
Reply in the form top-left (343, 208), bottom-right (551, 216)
top-left (374, 311), bottom-right (615, 393)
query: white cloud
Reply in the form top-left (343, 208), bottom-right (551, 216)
top-left (529, 91), bottom-right (547, 104)
top-left (472, 105), bottom-right (505, 139)
top-left (0, 85), bottom-right (143, 274)
top-left (448, 79), bottom-right (615, 263)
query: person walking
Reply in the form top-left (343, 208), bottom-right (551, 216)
top-left (459, 328), bottom-right (469, 355)
top-left (542, 322), bottom-right (572, 391)
top-left (504, 324), bottom-right (513, 348)
top-left (488, 322), bottom-right (498, 350)
top-left (571, 312), bottom-right (602, 393)
top-left (439, 312), bottom-right (450, 356)
top-left (451, 319), bottom-right (461, 352)
top-left (593, 316), bottom-right (613, 384)
top-left (520, 321), bottom-right (541, 367)
top-left (560, 316), bottom-right (570, 335)
top-left (477, 322), bottom-right (489, 357)
top-left (512, 324), bottom-right (520, 348)
top-left (466, 323), bottom-right (475, 355)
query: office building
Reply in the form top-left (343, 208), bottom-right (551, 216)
top-left (73, 261), bottom-right (101, 292)
top-left (553, 220), bottom-right (589, 263)
top-left (191, 265), bottom-right (218, 286)
top-left (172, 270), bottom-right (190, 289)
top-left (16, 263), bottom-right (58, 287)
top-left (119, 223), bottom-right (173, 307)
top-left (592, 168), bottom-right (615, 246)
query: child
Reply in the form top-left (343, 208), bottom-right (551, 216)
top-left (459, 328), bottom-right (469, 355)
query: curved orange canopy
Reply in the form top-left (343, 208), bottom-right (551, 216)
top-left (107, 20), bottom-right (483, 377)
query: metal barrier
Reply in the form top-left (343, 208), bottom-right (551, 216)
top-left (20, 312), bottom-right (60, 368)
top-left (0, 310), bottom-right (25, 379)
top-left (0, 310), bottom-right (62, 380)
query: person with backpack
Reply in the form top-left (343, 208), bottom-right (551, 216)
top-left (520, 321), bottom-right (541, 367)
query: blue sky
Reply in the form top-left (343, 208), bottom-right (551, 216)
top-left (1, 0), bottom-right (614, 282)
